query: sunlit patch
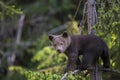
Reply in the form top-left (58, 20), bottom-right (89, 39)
top-left (110, 59), bottom-right (116, 67)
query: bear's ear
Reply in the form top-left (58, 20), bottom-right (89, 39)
top-left (49, 35), bottom-right (54, 41)
top-left (62, 31), bottom-right (68, 38)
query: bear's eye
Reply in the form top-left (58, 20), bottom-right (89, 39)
top-left (60, 43), bottom-right (63, 45)
top-left (54, 44), bottom-right (56, 47)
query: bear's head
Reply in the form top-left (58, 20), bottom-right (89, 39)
top-left (49, 32), bottom-right (71, 53)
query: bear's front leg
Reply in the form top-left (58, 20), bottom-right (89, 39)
top-left (66, 53), bottom-right (79, 72)
top-left (61, 53), bottom-right (78, 80)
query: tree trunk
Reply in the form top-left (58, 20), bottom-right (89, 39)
top-left (86, 0), bottom-right (103, 80)
top-left (87, 0), bottom-right (97, 34)
top-left (1, 9), bottom-right (5, 37)
top-left (89, 64), bottom-right (103, 80)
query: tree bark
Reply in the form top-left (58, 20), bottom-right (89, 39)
top-left (87, 0), bottom-right (97, 34)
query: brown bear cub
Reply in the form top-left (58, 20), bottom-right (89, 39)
top-left (49, 32), bottom-right (110, 79)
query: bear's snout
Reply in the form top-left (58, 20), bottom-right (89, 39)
top-left (57, 49), bottom-right (62, 53)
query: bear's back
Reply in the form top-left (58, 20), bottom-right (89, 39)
top-left (70, 34), bottom-right (104, 45)
top-left (68, 34), bottom-right (107, 54)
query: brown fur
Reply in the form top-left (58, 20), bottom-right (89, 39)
top-left (49, 32), bottom-right (110, 72)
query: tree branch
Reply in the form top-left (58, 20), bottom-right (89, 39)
top-left (101, 68), bottom-right (120, 74)
top-left (15, 14), bottom-right (25, 45)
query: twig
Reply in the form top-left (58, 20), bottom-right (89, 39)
top-left (101, 68), bottom-right (120, 74)
top-left (81, 2), bottom-right (87, 27)
top-left (79, 2), bottom-right (87, 34)
top-left (61, 72), bottom-right (68, 80)
top-left (73, 0), bottom-right (81, 19)
top-left (87, 67), bottom-right (120, 75)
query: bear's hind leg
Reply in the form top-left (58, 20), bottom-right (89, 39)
top-left (80, 54), bottom-right (94, 70)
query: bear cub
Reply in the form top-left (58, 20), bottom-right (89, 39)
top-left (49, 32), bottom-right (110, 72)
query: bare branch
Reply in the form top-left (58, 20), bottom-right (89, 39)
top-left (102, 68), bottom-right (120, 74)
top-left (73, 0), bottom-right (81, 19)
top-left (15, 14), bottom-right (25, 45)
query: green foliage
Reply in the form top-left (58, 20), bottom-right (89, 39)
top-left (8, 66), bottom-right (88, 80)
top-left (66, 20), bottom-right (80, 34)
top-left (95, 0), bottom-right (120, 70)
top-left (35, 34), bottom-right (50, 49)
top-left (23, 0), bottom-right (72, 16)
top-left (9, 66), bottom-right (62, 80)
top-left (0, 1), bottom-right (22, 17)
top-left (61, 0), bottom-right (72, 10)
top-left (32, 46), bottom-right (67, 70)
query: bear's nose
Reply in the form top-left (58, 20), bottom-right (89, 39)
top-left (57, 49), bottom-right (61, 53)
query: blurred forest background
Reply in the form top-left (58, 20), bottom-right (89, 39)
top-left (0, 0), bottom-right (120, 80)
